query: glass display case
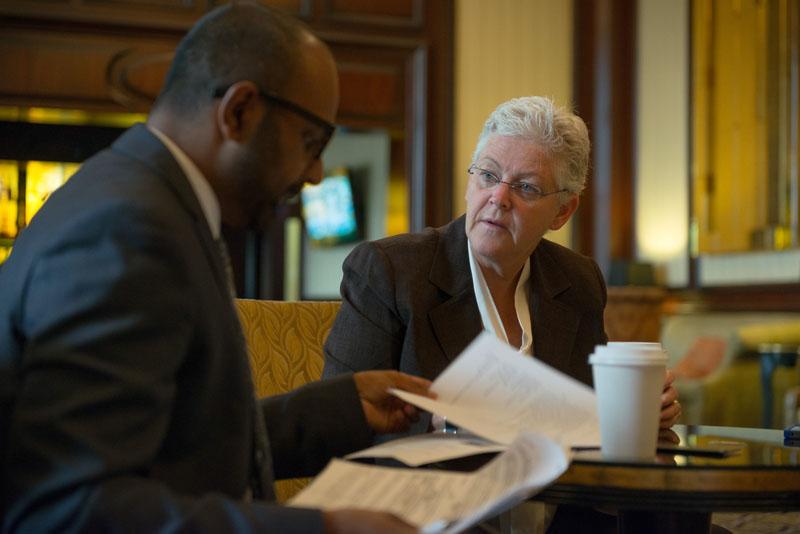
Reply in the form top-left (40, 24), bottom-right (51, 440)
top-left (0, 160), bottom-right (79, 264)
top-left (0, 106), bottom-right (144, 264)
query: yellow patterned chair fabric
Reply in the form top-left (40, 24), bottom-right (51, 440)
top-left (234, 298), bottom-right (341, 503)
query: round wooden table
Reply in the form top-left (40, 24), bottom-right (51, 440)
top-left (537, 425), bottom-right (800, 533)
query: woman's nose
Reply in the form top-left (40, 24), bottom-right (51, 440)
top-left (489, 181), bottom-right (512, 208)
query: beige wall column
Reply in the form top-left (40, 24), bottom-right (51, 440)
top-left (453, 0), bottom-right (574, 246)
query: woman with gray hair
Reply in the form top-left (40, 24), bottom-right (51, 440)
top-left (323, 95), bottom-right (680, 531)
top-left (472, 95), bottom-right (590, 196)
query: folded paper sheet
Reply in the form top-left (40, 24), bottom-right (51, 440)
top-left (290, 333), bottom-right (604, 530)
top-left (392, 331), bottom-right (600, 447)
top-left (346, 432), bottom-right (506, 466)
top-left (290, 432), bottom-right (569, 533)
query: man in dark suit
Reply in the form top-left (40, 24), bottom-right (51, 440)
top-left (0, 3), bottom-right (429, 532)
top-left (322, 96), bottom-right (681, 531)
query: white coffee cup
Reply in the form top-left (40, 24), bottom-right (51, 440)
top-left (589, 342), bottom-right (668, 461)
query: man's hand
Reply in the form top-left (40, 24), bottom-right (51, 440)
top-left (659, 369), bottom-right (681, 429)
top-left (324, 510), bottom-right (417, 533)
top-left (352, 370), bottom-right (434, 434)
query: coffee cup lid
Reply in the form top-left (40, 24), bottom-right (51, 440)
top-left (589, 343), bottom-right (668, 366)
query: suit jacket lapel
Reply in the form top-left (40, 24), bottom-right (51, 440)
top-left (113, 124), bottom-right (276, 501)
top-left (428, 216), bottom-right (484, 362)
top-left (111, 124), bottom-right (231, 301)
top-left (530, 241), bottom-right (580, 373)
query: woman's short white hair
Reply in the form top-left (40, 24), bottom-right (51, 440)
top-left (472, 96), bottom-right (590, 195)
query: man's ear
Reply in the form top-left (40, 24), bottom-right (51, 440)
top-left (215, 81), bottom-right (262, 142)
top-left (549, 194), bottom-right (579, 230)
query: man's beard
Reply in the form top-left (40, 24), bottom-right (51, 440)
top-left (279, 181), bottom-right (304, 202)
top-left (248, 177), bottom-right (304, 230)
top-left (234, 123), bottom-right (283, 231)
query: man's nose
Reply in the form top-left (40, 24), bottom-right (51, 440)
top-left (304, 157), bottom-right (324, 186)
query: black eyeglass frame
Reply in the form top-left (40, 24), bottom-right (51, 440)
top-left (467, 164), bottom-right (568, 201)
top-left (212, 85), bottom-right (336, 159)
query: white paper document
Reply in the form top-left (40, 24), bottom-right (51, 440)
top-left (345, 432), bottom-right (507, 466)
top-left (290, 432), bottom-right (569, 533)
top-left (390, 332), bottom-right (600, 448)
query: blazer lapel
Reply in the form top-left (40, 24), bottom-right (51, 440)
top-left (530, 241), bottom-right (580, 373)
top-left (428, 217), bottom-right (484, 362)
top-left (113, 124), bottom-right (276, 501)
top-left (111, 124), bottom-right (231, 301)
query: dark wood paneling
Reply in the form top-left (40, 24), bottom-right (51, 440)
top-left (322, 0), bottom-right (422, 28)
top-left (0, 0), bottom-right (454, 298)
top-left (0, 0), bottom-right (204, 29)
top-left (107, 49), bottom-right (174, 111)
top-left (573, 0), bottom-right (596, 257)
top-left (255, 0), bottom-right (312, 18)
top-left (338, 66), bottom-right (401, 123)
top-left (420, 0), bottom-right (453, 229)
top-left (605, 286), bottom-right (665, 341)
top-left (0, 28), bottom-right (178, 112)
top-left (83, 0), bottom-right (203, 8)
top-left (666, 285), bottom-right (800, 313)
top-left (573, 0), bottom-right (636, 278)
top-left (333, 53), bottom-right (405, 127)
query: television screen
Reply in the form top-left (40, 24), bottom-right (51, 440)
top-left (300, 171), bottom-right (359, 246)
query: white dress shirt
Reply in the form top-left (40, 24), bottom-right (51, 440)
top-left (467, 239), bottom-right (553, 533)
top-left (467, 239), bottom-right (533, 355)
top-left (147, 125), bottom-right (221, 239)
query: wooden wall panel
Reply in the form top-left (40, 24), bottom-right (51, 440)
top-left (605, 287), bottom-right (665, 341)
top-left (0, 0), bottom-right (453, 297)
top-left (337, 63), bottom-right (402, 126)
top-left (0, 0), bottom-right (204, 29)
top-left (0, 28), bottom-right (177, 111)
top-left (322, 0), bottom-right (422, 28)
top-left (256, 0), bottom-right (312, 18)
top-left (328, 41), bottom-right (410, 129)
top-left (107, 49), bottom-right (175, 111)
top-left (573, 0), bottom-right (636, 276)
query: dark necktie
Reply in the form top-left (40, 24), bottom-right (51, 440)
top-left (215, 237), bottom-right (237, 300)
top-left (215, 237), bottom-right (276, 502)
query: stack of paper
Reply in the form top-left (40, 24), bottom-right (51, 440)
top-left (289, 332), bottom-right (601, 533)
top-left (390, 331), bottom-right (600, 448)
top-left (290, 432), bottom-right (568, 533)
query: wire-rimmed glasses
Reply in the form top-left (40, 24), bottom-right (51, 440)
top-left (467, 164), bottom-right (567, 201)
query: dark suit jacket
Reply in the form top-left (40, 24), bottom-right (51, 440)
top-left (323, 215), bottom-right (607, 389)
top-left (0, 125), bottom-right (372, 532)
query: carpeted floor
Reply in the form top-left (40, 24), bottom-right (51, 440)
top-left (712, 512), bottom-right (800, 533)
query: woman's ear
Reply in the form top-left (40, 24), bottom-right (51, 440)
top-left (549, 194), bottom-right (580, 231)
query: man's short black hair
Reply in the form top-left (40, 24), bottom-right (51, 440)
top-left (154, 1), bottom-right (304, 115)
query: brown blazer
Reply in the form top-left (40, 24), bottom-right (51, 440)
top-left (323, 215), bottom-right (608, 388)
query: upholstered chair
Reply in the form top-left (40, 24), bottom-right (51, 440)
top-left (235, 298), bottom-right (341, 502)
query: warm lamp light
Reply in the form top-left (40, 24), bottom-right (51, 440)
top-left (637, 216), bottom-right (688, 261)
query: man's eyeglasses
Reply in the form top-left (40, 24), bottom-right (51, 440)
top-left (213, 85), bottom-right (336, 160)
top-left (467, 164), bottom-right (567, 201)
